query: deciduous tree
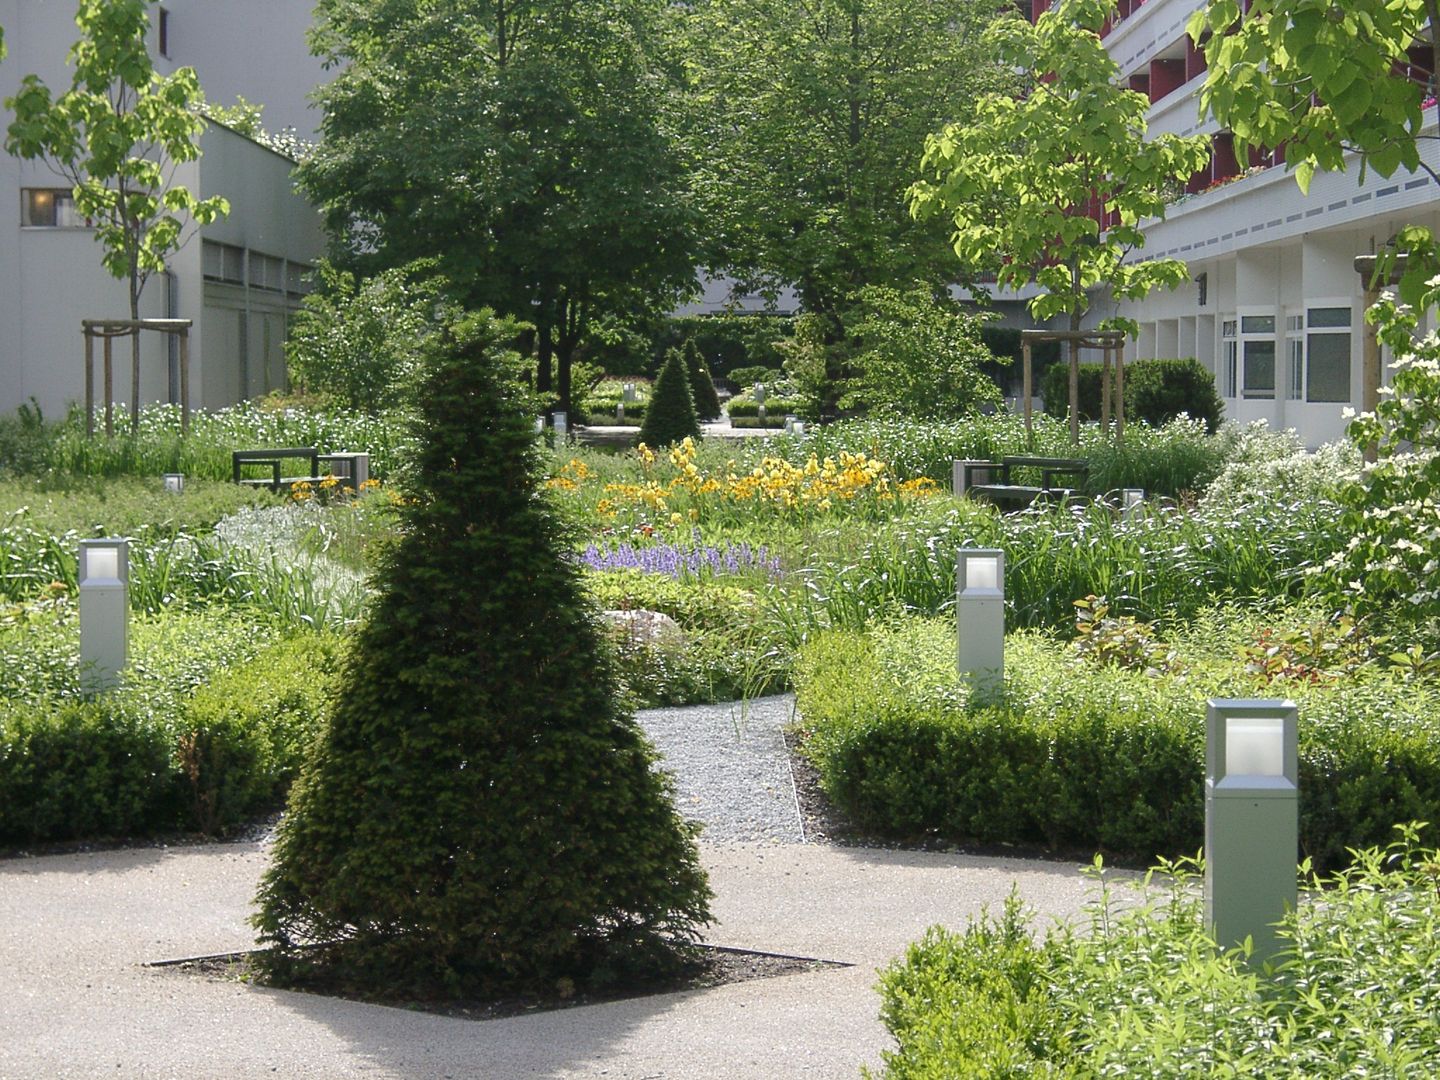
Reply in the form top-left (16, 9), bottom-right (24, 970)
top-left (5, 0), bottom-right (228, 429)
top-left (301, 0), bottom-right (696, 419)
top-left (678, 0), bottom-right (1014, 411)
top-left (910, 0), bottom-right (1210, 339)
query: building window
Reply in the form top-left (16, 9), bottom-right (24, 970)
top-left (202, 240), bottom-right (246, 285)
top-left (1285, 314), bottom-right (1304, 400)
top-left (249, 252), bottom-right (285, 292)
top-left (22, 188), bottom-right (85, 227)
top-left (1221, 318), bottom-right (1237, 398)
top-left (1240, 314), bottom-right (1275, 399)
top-left (1306, 306), bottom-right (1352, 402)
top-left (158, 7), bottom-right (171, 58)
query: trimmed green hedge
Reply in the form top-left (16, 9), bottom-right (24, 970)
top-left (0, 623), bottom-right (337, 845)
top-left (795, 617), bottom-right (1440, 868)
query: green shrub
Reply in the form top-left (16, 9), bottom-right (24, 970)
top-left (254, 313), bottom-right (711, 997)
top-left (725, 391), bottom-right (804, 423)
top-left (285, 260), bottom-right (447, 412)
top-left (683, 339), bottom-right (722, 421)
top-left (0, 607), bottom-right (286, 845)
top-left (795, 616), bottom-right (1440, 867)
top-left (841, 284), bottom-right (1003, 419)
top-left (726, 365), bottom-right (781, 388)
top-left (1124, 356), bottom-right (1223, 432)
top-left (875, 829), bottom-right (1440, 1078)
top-left (638, 348), bottom-right (703, 449)
top-left (0, 698), bottom-right (177, 844)
top-left (176, 632), bottom-right (338, 834)
top-left (1043, 358), bottom-right (1223, 433)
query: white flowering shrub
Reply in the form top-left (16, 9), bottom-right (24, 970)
top-left (1323, 295), bottom-right (1440, 621)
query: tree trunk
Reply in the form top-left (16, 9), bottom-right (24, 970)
top-left (130, 277), bottom-right (141, 434)
top-left (537, 323), bottom-right (554, 397)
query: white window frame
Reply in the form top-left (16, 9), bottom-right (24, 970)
top-left (1285, 312), bottom-right (1304, 401)
top-left (1239, 311), bottom-right (1277, 400)
top-left (1304, 301), bottom-right (1354, 404)
top-left (1221, 317), bottom-right (1238, 398)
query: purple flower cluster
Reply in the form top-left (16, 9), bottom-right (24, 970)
top-left (581, 539), bottom-right (781, 580)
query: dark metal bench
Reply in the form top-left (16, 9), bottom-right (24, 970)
top-left (232, 447), bottom-right (319, 492)
top-left (962, 456), bottom-right (1087, 510)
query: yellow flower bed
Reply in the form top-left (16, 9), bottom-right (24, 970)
top-left (545, 438), bottom-right (938, 526)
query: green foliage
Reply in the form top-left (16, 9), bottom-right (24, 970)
top-left (841, 285), bottom-right (1004, 419)
top-left (911, 0), bottom-right (1210, 331)
top-left (286, 261), bottom-right (448, 411)
top-left (302, 0), bottom-right (696, 418)
top-left (1124, 357), bottom-right (1223, 433)
top-left (4, 0), bottom-right (228, 317)
top-left (681, 0), bottom-right (1014, 323)
top-left (1192, 0), bottom-right (1433, 197)
top-left (24, 401), bottom-right (409, 483)
top-left (795, 617), bottom-right (1440, 867)
top-left (0, 609), bottom-right (329, 845)
top-left (727, 366), bottom-right (782, 388)
top-left (875, 828), bottom-right (1440, 1077)
top-left (774, 312), bottom-right (833, 419)
top-left (1071, 595), bottom-right (1177, 675)
top-left (1320, 298), bottom-right (1440, 626)
top-left (654, 316), bottom-right (793, 380)
top-left (178, 633), bottom-right (337, 834)
top-left (1042, 358), bottom-right (1222, 433)
top-left (638, 348), bottom-right (702, 449)
top-left (725, 390), bottom-right (805, 423)
top-left (682, 340), bottom-right (722, 421)
top-left (254, 313), bottom-right (711, 997)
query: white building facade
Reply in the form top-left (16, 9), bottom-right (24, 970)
top-left (1033, 0), bottom-right (1439, 449)
top-left (0, 0), bottom-right (329, 420)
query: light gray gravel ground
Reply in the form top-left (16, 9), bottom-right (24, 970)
top-left (636, 694), bottom-right (804, 845)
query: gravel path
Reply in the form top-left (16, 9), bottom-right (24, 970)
top-left (636, 694), bottom-right (805, 845)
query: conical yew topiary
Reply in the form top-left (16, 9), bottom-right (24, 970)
top-left (638, 347), bottom-right (702, 448)
top-left (253, 313), bottom-right (712, 996)
top-left (682, 339), bottom-right (722, 421)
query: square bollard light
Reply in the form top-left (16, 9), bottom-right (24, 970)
top-left (163, 473), bottom-right (184, 494)
top-left (957, 548), bottom-right (1005, 702)
top-left (79, 538), bottom-right (129, 693)
top-left (534, 417), bottom-right (546, 435)
top-left (552, 411), bottom-right (568, 438)
top-left (1205, 698), bottom-right (1298, 969)
top-left (617, 402), bottom-right (626, 423)
top-left (1121, 488), bottom-right (1145, 522)
top-left (792, 421), bottom-right (806, 437)
top-left (622, 382), bottom-right (637, 404)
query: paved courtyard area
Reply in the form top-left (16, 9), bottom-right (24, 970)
top-left (0, 698), bottom-right (1105, 1079)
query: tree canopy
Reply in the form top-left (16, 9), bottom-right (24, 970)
top-left (300, 0), bottom-right (697, 417)
top-left (5, 0), bottom-right (228, 322)
top-left (677, 0), bottom-right (1013, 323)
top-left (910, 0), bottom-right (1210, 334)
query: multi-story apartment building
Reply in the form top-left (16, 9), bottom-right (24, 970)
top-left (1034, 0), bottom-right (1440, 448)
top-left (0, 1), bottom-right (329, 420)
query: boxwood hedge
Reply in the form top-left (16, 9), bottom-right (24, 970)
top-left (795, 616), bottom-right (1440, 869)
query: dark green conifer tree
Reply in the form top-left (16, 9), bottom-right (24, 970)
top-left (253, 313), bottom-right (711, 996)
top-left (638, 347), bottom-right (702, 449)
top-left (682, 338), bottom-right (722, 421)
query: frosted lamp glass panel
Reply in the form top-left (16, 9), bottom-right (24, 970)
top-left (1123, 489), bottom-right (1144, 507)
top-left (965, 556), bottom-right (1000, 590)
top-left (1226, 718), bottom-right (1285, 777)
top-left (86, 548), bottom-right (119, 580)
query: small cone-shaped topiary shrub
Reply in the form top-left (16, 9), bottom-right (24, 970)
top-left (253, 312), bottom-right (712, 997)
top-left (638, 347), bottom-right (702, 448)
top-left (683, 338), bottom-right (722, 421)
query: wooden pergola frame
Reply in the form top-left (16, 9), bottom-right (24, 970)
top-left (82, 318), bottom-right (193, 438)
top-left (1020, 328), bottom-right (1128, 447)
